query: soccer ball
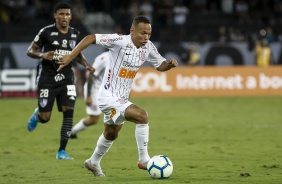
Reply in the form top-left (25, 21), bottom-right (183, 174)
top-left (147, 155), bottom-right (173, 179)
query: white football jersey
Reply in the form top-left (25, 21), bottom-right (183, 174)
top-left (96, 34), bottom-right (166, 100)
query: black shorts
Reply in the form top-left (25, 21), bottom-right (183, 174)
top-left (37, 84), bottom-right (76, 112)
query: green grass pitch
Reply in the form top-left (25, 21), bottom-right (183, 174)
top-left (1, 96), bottom-right (282, 184)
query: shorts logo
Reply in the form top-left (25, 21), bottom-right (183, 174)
top-left (109, 108), bottom-right (116, 119)
top-left (69, 96), bottom-right (75, 100)
top-left (40, 98), bottom-right (48, 108)
top-left (67, 85), bottom-right (76, 96)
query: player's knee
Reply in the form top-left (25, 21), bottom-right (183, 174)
top-left (137, 110), bottom-right (148, 124)
top-left (90, 121), bottom-right (98, 125)
top-left (104, 132), bottom-right (118, 141)
top-left (38, 114), bottom-right (50, 123)
top-left (104, 130), bottom-right (119, 141)
top-left (63, 109), bottom-right (73, 118)
top-left (89, 118), bottom-right (99, 125)
top-left (62, 106), bottom-right (74, 112)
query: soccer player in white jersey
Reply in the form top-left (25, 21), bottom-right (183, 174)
top-left (70, 51), bottom-right (109, 138)
top-left (59, 15), bottom-right (178, 177)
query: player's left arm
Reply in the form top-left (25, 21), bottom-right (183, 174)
top-left (156, 58), bottom-right (178, 71)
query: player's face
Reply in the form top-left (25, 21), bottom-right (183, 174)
top-left (54, 9), bottom-right (72, 29)
top-left (130, 23), bottom-right (151, 48)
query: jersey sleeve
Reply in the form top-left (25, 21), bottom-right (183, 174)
top-left (75, 30), bottom-right (82, 45)
top-left (147, 42), bottom-right (166, 68)
top-left (95, 34), bottom-right (124, 49)
top-left (33, 28), bottom-right (47, 48)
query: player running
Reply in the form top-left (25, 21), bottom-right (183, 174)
top-left (59, 15), bottom-right (178, 176)
top-left (26, 2), bottom-right (93, 160)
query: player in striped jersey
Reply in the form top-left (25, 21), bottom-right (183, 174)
top-left (59, 15), bottom-right (178, 176)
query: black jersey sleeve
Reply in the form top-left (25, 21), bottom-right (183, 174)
top-left (74, 28), bottom-right (82, 45)
top-left (33, 27), bottom-right (47, 48)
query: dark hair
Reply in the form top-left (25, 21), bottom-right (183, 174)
top-left (132, 15), bottom-right (150, 26)
top-left (53, 2), bottom-right (72, 13)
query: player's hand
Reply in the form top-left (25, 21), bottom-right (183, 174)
top-left (43, 51), bottom-right (55, 61)
top-left (87, 66), bottom-right (95, 75)
top-left (85, 96), bottom-right (92, 106)
top-left (168, 58), bottom-right (178, 68)
top-left (57, 55), bottom-right (72, 72)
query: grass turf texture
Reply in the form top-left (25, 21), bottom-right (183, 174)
top-left (1, 96), bottom-right (282, 184)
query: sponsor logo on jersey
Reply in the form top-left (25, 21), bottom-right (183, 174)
top-left (100, 37), bottom-right (123, 43)
top-left (51, 32), bottom-right (58, 36)
top-left (62, 39), bottom-right (68, 48)
top-left (54, 73), bottom-right (65, 82)
top-left (71, 34), bottom-right (77, 38)
top-left (52, 40), bottom-right (59, 45)
top-left (118, 68), bottom-right (137, 79)
top-left (69, 40), bottom-right (76, 49)
top-left (104, 81), bottom-right (110, 89)
top-left (53, 49), bottom-right (72, 62)
top-left (122, 61), bottom-right (140, 68)
top-left (104, 69), bottom-right (111, 89)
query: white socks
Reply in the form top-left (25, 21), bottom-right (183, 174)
top-left (71, 120), bottom-right (87, 134)
top-left (89, 124), bottom-right (150, 166)
top-left (135, 124), bottom-right (150, 164)
top-left (90, 134), bottom-right (113, 165)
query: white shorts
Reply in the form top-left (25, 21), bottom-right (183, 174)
top-left (97, 88), bottom-right (132, 125)
top-left (84, 84), bottom-right (102, 116)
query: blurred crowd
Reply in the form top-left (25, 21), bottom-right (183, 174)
top-left (1, 0), bottom-right (282, 43)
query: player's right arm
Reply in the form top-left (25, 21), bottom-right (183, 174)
top-left (26, 42), bottom-right (54, 61)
